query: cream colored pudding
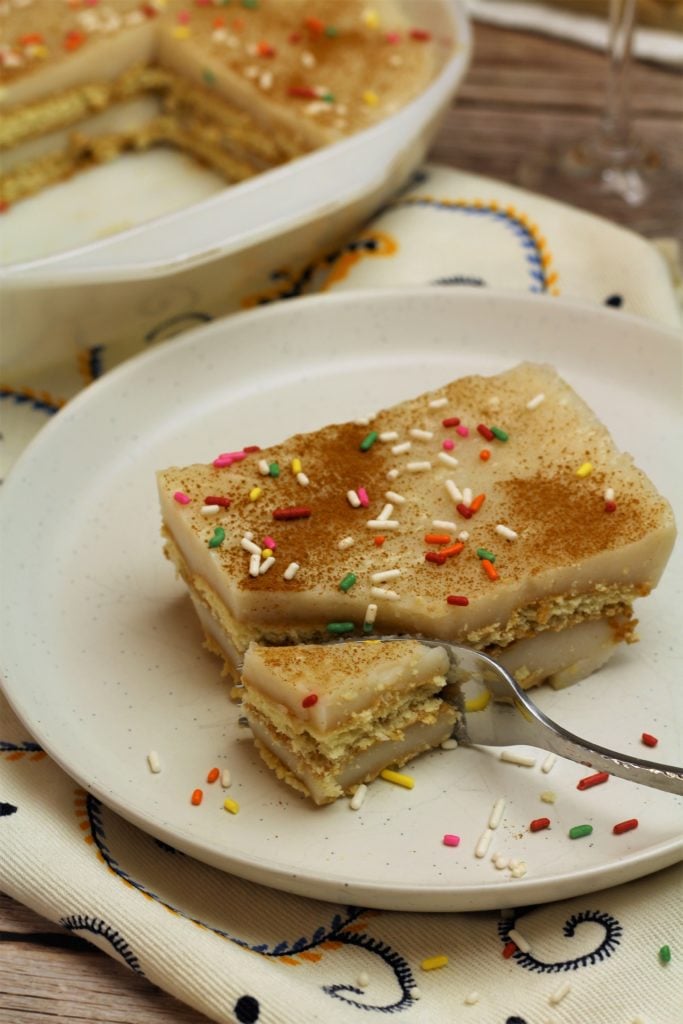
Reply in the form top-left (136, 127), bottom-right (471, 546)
top-left (242, 639), bottom-right (456, 805)
top-left (157, 362), bottom-right (676, 690)
top-left (0, 0), bottom-right (449, 208)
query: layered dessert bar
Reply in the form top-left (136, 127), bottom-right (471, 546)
top-left (1, 0), bottom-right (449, 209)
top-left (242, 639), bottom-right (456, 804)
top-left (157, 362), bottom-right (676, 692)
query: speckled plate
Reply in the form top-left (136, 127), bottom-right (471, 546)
top-left (1, 288), bottom-right (681, 911)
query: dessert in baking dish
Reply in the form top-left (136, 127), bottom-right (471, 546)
top-left (241, 639), bottom-right (456, 804)
top-left (156, 362), bottom-right (676, 692)
top-left (0, 0), bottom-right (450, 208)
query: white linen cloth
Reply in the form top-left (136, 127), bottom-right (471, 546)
top-left (1, 165), bottom-right (681, 1024)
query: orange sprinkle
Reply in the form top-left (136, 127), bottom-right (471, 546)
top-left (213, 16), bottom-right (226, 28)
top-left (373, 536), bottom-right (385, 546)
top-left (20, 32), bottom-right (45, 45)
top-left (479, 449), bottom-right (491, 461)
top-left (470, 493), bottom-right (486, 512)
top-left (64, 29), bottom-right (86, 51)
top-left (440, 542), bottom-right (465, 558)
top-left (257, 40), bottom-right (276, 57)
top-left (305, 15), bottom-right (325, 34)
top-left (191, 788), bottom-right (203, 806)
top-left (482, 558), bottom-right (499, 581)
top-left (206, 767), bottom-right (220, 784)
top-left (425, 533), bottom-right (451, 545)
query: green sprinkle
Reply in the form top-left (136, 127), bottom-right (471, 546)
top-left (363, 622), bottom-right (375, 634)
top-left (339, 572), bottom-right (357, 593)
top-left (476, 548), bottom-right (496, 562)
top-left (659, 945), bottom-right (672, 963)
top-left (491, 426), bottom-right (509, 441)
top-left (208, 527), bottom-right (226, 549)
top-left (327, 622), bottom-right (355, 634)
top-left (269, 462), bottom-right (280, 477)
top-left (568, 824), bottom-right (593, 840)
top-left (360, 431), bottom-right (378, 452)
top-left (324, 25), bottom-right (338, 37)
top-left (242, 0), bottom-right (259, 9)
top-left (202, 68), bottom-right (216, 86)
top-left (322, 91), bottom-right (335, 103)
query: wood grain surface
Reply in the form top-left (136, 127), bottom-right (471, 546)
top-left (1, 20), bottom-right (681, 1024)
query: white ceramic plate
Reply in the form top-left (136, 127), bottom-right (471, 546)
top-left (1, 288), bottom-right (681, 912)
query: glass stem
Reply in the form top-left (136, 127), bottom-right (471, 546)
top-left (601, 0), bottom-right (637, 157)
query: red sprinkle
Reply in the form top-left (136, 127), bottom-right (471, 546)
top-left (641, 732), bottom-right (658, 748)
top-left (442, 416), bottom-right (461, 428)
top-left (243, 445), bottom-right (261, 453)
top-left (613, 818), bottom-right (639, 835)
top-left (191, 788), bottom-right (203, 806)
top-left (425, 551), bottom-right (447, 565)
top-left (529, 817), bottom-right (551, 832)
top-left (204, 495), bottom-right (231, 507)
top-left (604, 500), bottom-right (617, 513)
top-left (502, 941), bottom-right (518, 959)
top-left (257, 40), bottom-right (276, 57)
top-left (477, 424), bottom-right (495, 441)
top-left (302, 693), bottom-right (318, 708)
top-left (577, 771), bottom-right (610, 790)
top-left (373, 536), bottom-right (385, 546)
top-left (288, 84), bottom-right (317, 98)
top-left (446, 595), bottom-right (469, 606)
top-left (456, 503), bottom-right (473, 519)
top-left (305, 15), bottom-right (325, 34)
top-left (272, 506), bottom-right (311, 521)
top-left (410, 27), bottom-right (432, 41)
top-left (206, 767), bottom-right (220, 784)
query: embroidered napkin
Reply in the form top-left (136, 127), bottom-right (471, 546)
top-left (1, 165), bottom-right (682, 1024)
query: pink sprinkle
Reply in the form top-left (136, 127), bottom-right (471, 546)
top-left (263, 536), bottom-right (276, 550)
top-left (456, 425), bottom-right (469, 437)
top-left (442, 438), bottom-right (455, 451)
top-left (443, 834), bottom-right (460, 847)
top-left (385, 30), bottom-right (401, 43)
top-left (178, 10), bottom-right (190, 24)
top-left (173, 491), bottom-right (191, 505)
top-left (357, 487), bottom-right (370, 508)
top-left (212, 450), bottom-right (248, 468)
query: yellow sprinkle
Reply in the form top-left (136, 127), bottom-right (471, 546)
top-left (291, 457), bottom-right (302, 474)
top-left (380, 769), bottom-right (414, 789)
top-left (171, 25), bottom-right (190, 39)
top-left (363, 90), bottom-right (379, 106)
top-left (223, 798), bottom-right (240, 814)
top-left (576, 461), bottom-right (593, 478)
top-left (249, 486), bottom-right (262, 501)
top-left (261, 548), bottom-right (272, 559)
top-left (540, 791), bottom-right (556, 803)
top-left (362, 8), bottom-right (381, 28)
top-left (421, 955), bottom-right (448, 971)
top-left (465, 689), bottom-right (491, 713)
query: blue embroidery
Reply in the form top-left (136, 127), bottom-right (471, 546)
top-left (234, 995), bottom-right (260, 1023)
top-left (0, 387), bottom-right (61, 416)
top-left (60, 914), bottom-right (144, 974)
top-left (144, 311), bottom-right (213, 344)
top-left (0, 740), bottom-right (43, 752)
top-left (324, 932), bottom-right (417, 1013)
top-left (498, 908), bottom-right (622, 972)
top-left (0, 802), bottom-right (18, 817)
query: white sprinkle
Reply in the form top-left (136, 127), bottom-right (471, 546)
top-left (386, 468), bottom-right (400, 480)
top-left (350, 784), bottom-right (368, 810)
top-left (364, 603), bottom-right (378, 627)
top-left (259, 70), bottom-right (273, 91)
top-left (371, 568), bottom-right (401, 582)
top-left (526, 392), bottom-right (546, 410)
top-left (296, 472), bottom-right (309, 487)
top-left (463, 487), bottom-right (473, 507)
top-left (445, 479), bottom-right (464, 503)
top-left (440, 738), bottom-right (458, 750)
top-left (475, 828), bottom-right (493, 858)
top-left (249, 553), bottom-right (261, 576)
top-left (549, 980), bottom-right (571, 1006)
top-left (604, 487), bottom-right (615, 502)
top-left (353, 416), bottom-right (372, 426)
top-left (243, 64), bottom-right (259, 79)
top-left (464, 991), bottom-right (480, 1005)
top-left (377, 503), bottom-right (394, 522)
top-left (337, 536), bottom-right (355, 550)
top-left (370, 587), bottom-right (400, 600)
top-left (347, 490), bottom-right (361, 508)
top-left (283, 561), bottom-right (300, 580)
top-left (147, 751), bottom-right (161, 774)
top-left (437, 451), bottom-right (459, 468)
top-left (500, 750), bottom-right (537, 767)
top-left (301, 50), bottom-right (316, 68)
top-left (509, 928), bottom-right (532, 954)
top-left (429, 397), bottom-right (448, 409)
top-left (244, 531), bottom-right (254, 540)
top-left (495, 524), bottom-right (518, 541)
top-left (259, 556), bottom-right (275, 575)
top-left (357, 971), bottom-right (370, 988)
top-left (367, 519), bottom-right (399, 530)
top-left (201, 504), bottom-right (221, 515)
top-left (407, 461), bottom-right (432, 472)
top-left (221, 768), bottom-right (232, 788)
top-left (508, 858), bottom-right (521, 870)
top-left (487, 395), bottom-right (500, 411)
top-left (541, 753), bottom-right (557, 774)
top-left (488, 797), bottom-right (506, 829)
top-left (458, 531), bottom-right (470, 542)
top-left (492, 853), bottom-right (509, 870)
top-left (379, 431), bottom-right (399, 442)
top-left (410, 987), bottom-right (421, 1000)
top-left (385, 490), bottom-right (406, 504)
top-left (410, 428), bottom-right (434, 440)
top-left (258, 459), bottom-right (270, 475)
top-left (391, 441), bottom-right (412, 455)
top-left (433, 519), bottom-right (457, 531)
top-left (241, 537), bottom-right (261, 555)
top-left (511, 862), bottom-right (528, 879)
top-left (540, 790), bottom-right (556, 803)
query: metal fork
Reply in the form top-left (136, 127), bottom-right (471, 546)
top-left (370, 637), bottom-right (683, 796)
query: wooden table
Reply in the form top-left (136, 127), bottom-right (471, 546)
top-left (1, 21), bottom-right (681, 1024)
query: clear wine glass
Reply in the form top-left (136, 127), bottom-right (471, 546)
top-left (517, 0), bottom-right (682, 236)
